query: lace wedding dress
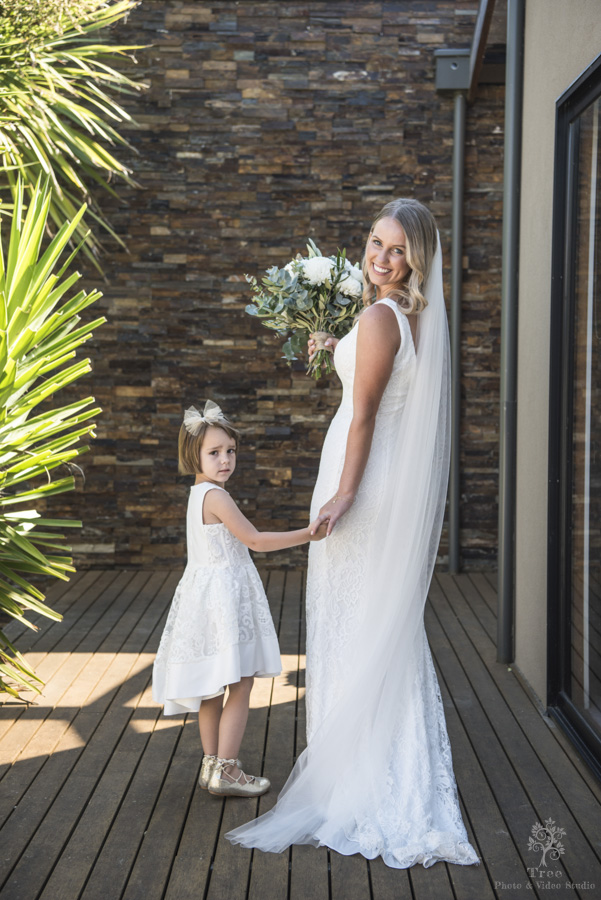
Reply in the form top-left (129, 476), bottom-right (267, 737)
top-left (227, 246), bottom-right (480, 869)
top-left (304, 299), bottom-right (479, 866)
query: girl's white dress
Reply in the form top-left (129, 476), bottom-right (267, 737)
top-left (152, 482), bottom-right (281, 715)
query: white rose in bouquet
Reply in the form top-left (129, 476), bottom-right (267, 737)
top-left (339, 262), bottom-right (364, 299)
top-left (302, 256), bottom-right (335, 285)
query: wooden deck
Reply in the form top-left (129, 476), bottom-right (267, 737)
top-left (1, 568), bottom-right (601, 900)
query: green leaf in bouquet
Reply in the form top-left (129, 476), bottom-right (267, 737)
top-left (290, 331), bottom-right (308, 356)
top-left (335, 293), bottom-right (351, 306)
top-left (295, 294), bottom-right (313, 311)
top-left (306, 238), bottom-right (321, 258)
top-left (245, 304), bottom-right (260, 316)
top-left (282, 338), bottom-right (296, 362)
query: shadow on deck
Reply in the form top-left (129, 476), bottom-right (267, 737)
top-left (1, 568), bottom-right (600, 900)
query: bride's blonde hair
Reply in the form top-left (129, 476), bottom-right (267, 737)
top-left (362, 198), bottom-right (438, 314)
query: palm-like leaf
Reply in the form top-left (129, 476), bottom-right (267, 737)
top-left (0, 177), bottom-right (105, 697)
top-left (0, 1), bottom-right (145, 270)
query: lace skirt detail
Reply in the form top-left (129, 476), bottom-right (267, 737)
top-left (303, 411), bottom-right (479, 867)
top-left (152, 561), bottom-right (281, 715)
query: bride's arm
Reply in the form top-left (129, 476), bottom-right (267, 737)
top-left (310, 304), bottom-right (400, 536)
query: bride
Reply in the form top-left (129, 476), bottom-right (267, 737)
top-left (227, 198), bottom-right (480, 869)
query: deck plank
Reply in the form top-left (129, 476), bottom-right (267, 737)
top-left (2, 567), bottom-right (600, 900)
top-left (0, 571), bottom-right (128, 765)
top-left (440, 574), bottom-right (601, 861)
top-left (425, 603), bottom-right (522, 896)
top-left (0, 571), bottom-right (171, 787)
top-left (0, 655), bottom-right (153, 899)
top-left (428, 576), bottom-right (591, 898)
top-left (248, 570), bottom-right (304, 900)
top-left (203, 569), bottom-right (287, 900)
top-left (0, 573), bottom-right (178, 894)
top-left (369, 857), bottom-right (413, 900)
top-left (120, 717), bottom-right (200, 900)
top-left (452, 574), bottom-right (601, 809)
top-left (1, 569), bottom-right (95, 650)
top-left (289, 573), bottom-right (331, 899)
top-left (38, 683), bottom-right (173, 900)
top-left (330, 851), bottom-right (372, 900)
top-left (21, 570), bottom-right (125, 655)
top-left (163, 570), bottom-right (286, 900)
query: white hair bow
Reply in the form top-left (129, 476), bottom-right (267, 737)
top-left (183, 400), bottom-right (227, 435)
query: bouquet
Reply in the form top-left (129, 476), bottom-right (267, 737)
top-left (245, 239), bottom-right (364, 379)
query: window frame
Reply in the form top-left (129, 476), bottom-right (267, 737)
top-left (547, 51), bottom-right (601, 781)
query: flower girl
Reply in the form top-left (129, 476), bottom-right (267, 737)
top-left (152, 401), bottom-right (326, 797)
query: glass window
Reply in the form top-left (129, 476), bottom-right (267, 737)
top-left (570, 98), bottom-right (601, 735)
top-left (548, 53), bottom-right (601, 777)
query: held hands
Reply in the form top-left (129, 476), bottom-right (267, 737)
top-left (308, 333), bottom-right (340, 364)
top-left (310, 492), bottom-right (354, 537)
top-left (308, 521), bottom-right (328, 541)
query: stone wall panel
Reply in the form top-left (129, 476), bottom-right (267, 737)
top-left (53, 1), bottom-right (503, 570)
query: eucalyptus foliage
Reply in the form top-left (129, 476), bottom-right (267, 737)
top-left (0, 0), bottom-right (144, 268)
top-left (0, 178), bottom-right (104, 697)
top-left (245, 239), bottom-right (363, 379)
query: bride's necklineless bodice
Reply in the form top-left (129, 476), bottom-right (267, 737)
top-left (333, 297), bottom-right (416, 418)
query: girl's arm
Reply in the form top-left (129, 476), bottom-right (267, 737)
top-left (205, 489), bottom-right (326, 552)
top-left (310, 303), bottom-right (400, 536)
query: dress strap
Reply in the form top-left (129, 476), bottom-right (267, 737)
top-left (191, 481), bottom-right (226, 497)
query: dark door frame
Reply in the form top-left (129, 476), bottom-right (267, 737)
top-left (547, 52), bottom-right (601, 781)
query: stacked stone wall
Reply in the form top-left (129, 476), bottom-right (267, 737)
top-left (60, 1), bottom-right (504, 570)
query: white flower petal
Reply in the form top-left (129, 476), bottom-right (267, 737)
top-left (301, 256), bottom-right (335, 285)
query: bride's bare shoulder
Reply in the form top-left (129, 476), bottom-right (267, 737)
top-left (357, 302), bottom-right (400, 350)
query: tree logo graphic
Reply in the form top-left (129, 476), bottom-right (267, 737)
top-left (527, 818), bottom-right (566, 868)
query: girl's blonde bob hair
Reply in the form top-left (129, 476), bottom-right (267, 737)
top-left (178, 414), bottom-right (240, 475)
top-left (361, 198), bottom-right (438, 314)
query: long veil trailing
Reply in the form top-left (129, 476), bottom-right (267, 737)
top-left (226, 236), bottom-right (479, 867)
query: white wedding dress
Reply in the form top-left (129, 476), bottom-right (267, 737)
top-left (304, 299), bottom-right (479, 866)
top-left (227, 247), bottom-right (480, 869)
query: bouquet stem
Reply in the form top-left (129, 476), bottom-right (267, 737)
top-left (312, 331), bottom-right (332, 352)
top-left (307, 347), bottom-right (333, 380)
top-left (306, 330), bottom-right (334, 379)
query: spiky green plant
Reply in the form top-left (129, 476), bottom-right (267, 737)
top-left (0, 0), bottom-right (145, 269)
top-left (0, 177), bottom-right (105, 697)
